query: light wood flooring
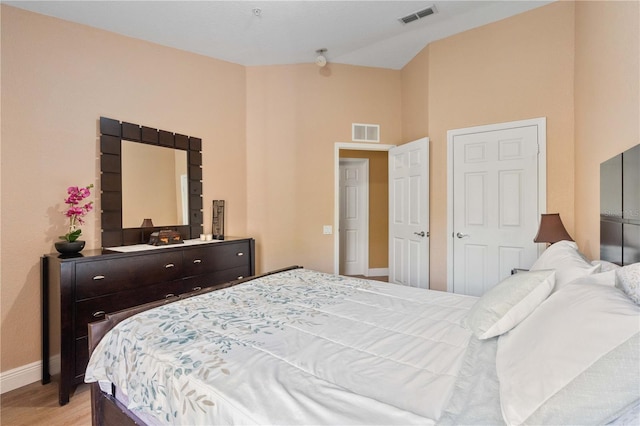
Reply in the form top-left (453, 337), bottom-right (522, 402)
top-left (348, 275), bottom-right (389, 282)
top-left (1, 379), bottom-right (91, 425)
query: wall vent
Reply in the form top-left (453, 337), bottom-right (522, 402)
top-left (399, 5), bottom-right (437, 24)
top-left (352, 123), bottom-right (380, 143)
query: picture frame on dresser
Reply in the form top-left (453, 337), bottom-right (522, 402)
top-left (41, 238), bottom-right (255, 405)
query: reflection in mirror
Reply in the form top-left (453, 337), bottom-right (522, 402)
top-left (121, 141), bottom-right (189, 228)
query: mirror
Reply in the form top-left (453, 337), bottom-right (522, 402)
top-left (99, 117), bottom-right (203, 247)
top-left (121, 141), bottom-right (189, 228)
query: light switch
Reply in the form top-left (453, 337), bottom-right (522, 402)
top-left (323, 225), bottom-right (333, 235)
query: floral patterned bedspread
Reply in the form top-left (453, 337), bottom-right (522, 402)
top-left (85, 268), bottom-right (476, 425)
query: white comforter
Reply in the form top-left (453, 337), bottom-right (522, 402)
top-left (85, 268), bottom-right (477, 425)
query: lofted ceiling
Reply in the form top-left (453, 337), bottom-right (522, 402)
top-left (5, 1), bottom-right (553, 70)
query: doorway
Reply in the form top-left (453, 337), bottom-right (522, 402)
top-left (446, 118), bottom-right (547, 295)
top-left (334, 143), bottom-right (394, 277)
top-left (334, 139), bottom-right (430, 288)
top-left (339, 158), bottom-right (369, 276)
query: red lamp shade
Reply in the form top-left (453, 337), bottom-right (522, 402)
top-left (533, 213), bottom-right (573, 244)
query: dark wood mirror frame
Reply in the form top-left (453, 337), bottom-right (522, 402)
top-left (99, 117), bottom-right (203, 247)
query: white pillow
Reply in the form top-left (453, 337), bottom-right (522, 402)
top-left (464, 270), bottom-right (555, 340)
top-left (496, 282), bottom-right (640, 425)
top-left (583, 269), bottom-right (617, 287)
top-left (530, 240), bottom-right (600, 289)
top-left (615, 263), bottom-right (640, 305)
top-left (591, 259), bottom-right (622, 272)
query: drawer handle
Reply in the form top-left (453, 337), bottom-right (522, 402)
top-left (193, 259), bottom-right (202, 264)
top-left (165, 263), bottom-right (175, 269)
top-left (192, 286), bottom-right (202, 291)
top-left (92, 311), bottom-right (106, 318)
top-left (165, 293), bottom-right (176, 299)
top-left (236, 252), bottom-right (244, 256)
top-left (93, 275), bottom-right (105, 280)
top-left (237, 276), bottom-right (244, 280)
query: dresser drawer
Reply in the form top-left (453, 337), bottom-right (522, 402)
top-left (183, 242), bottom-right (251, 276)
top-left (175, 265), bottom-right (251, 294)
top-left (209, 264), bottom-right (251, 284)
top-left (76, 251), bottom-right (183, 299)
top-left (75, 281), bottom-right (184, 336)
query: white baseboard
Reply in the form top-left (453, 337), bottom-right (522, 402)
top-left (0, 355), bottom-right (60, 394)
top-left (367, 268), bottom-right (389, 277)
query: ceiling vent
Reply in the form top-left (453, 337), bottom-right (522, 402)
top-left (399, 5), bottom-right (437, 24)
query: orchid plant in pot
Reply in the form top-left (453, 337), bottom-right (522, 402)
top-left (55, 184), bottom-right (94, 254)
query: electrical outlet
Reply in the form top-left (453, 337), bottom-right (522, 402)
top-left (323, 225), bottom-right (333, 235)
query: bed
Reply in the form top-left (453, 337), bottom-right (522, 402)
top-left (85, 260), bottom-right (639, 425)
top-left (85, 147), bottom-right (640, 426)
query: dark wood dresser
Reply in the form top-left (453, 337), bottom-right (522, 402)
top-left (41, 237), bottom-right (255, 405)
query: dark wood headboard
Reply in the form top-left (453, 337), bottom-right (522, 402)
top-left (600, 144), bottom-right (640, 265)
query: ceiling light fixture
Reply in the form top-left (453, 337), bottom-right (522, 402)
top-left (315, 48), bottom-right (328, 67)
top-left (252, 8), bottom-right (262, 17)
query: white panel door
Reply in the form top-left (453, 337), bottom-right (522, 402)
top-left (389, 138), bottom-right (429, 288)
top-left (339, 159), bottom-right (368, 275)
top-left (452, 125), bottom-right (540, 296)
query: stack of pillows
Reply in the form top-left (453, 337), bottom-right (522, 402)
top-left (463, 240), bottom-right (640, 425)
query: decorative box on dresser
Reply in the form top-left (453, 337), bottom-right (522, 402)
top-left (41, 237), bottom-right (255, 405)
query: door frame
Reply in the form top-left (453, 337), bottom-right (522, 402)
top-left (339, 158), bottom-right (369, 276)
top-left (446, 117), bottom-right (547, 292)
top-left (334, 143), bottom-right (395, 275)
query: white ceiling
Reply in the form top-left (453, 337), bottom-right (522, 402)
top-left (5, 1), bottom-right (553, 70)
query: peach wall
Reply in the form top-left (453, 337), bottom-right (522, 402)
top-left (402, 1), bottom-right (576, 290)
top-left (401, 47), bottom-right (430, 142)
top-left (245, 64), bottom-right (402, 274)
top-left (574, 1), bottom-right (640, 259)
top-left (339, 149), bottom-right (389, 268)
top-left (0, 5), bottom-right (247, 371)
